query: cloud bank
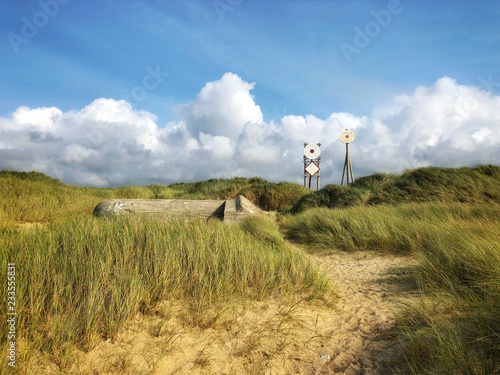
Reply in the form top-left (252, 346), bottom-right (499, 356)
top-left (1, 73), bottom-right (499, 187)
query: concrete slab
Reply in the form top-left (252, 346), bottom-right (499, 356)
top-left (93, 195), bottom-right (262, 223)
top-left (223, 196), bottom-right (261, 224)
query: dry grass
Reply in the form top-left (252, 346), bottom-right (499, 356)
top-left (0, 214), bottom-right (330, 373)
top-left (2, 166), bottom-right (500, 374)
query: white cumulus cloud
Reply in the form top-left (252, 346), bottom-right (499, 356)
top-left (175, 72), bottom-right (263, 141)
top-left (0, 74), bottom-right (498, 187)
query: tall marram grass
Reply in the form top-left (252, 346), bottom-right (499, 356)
top-left (284, 202), bottom-right (500, 254)
top-left (291, 165), bottom-right (500, 213)
top-left (3, 166), bottom-right (500, 373)
top-left (155, 177), bottom-right (310, 211)
top-left (284, 202), bottom-right (500, 373)
top-left (0, 215), bottom-right (328, 370)
top-left (0, 171), bottom-right (156, 227)
top-left (0, 171), bottom-right (309, 228)
top-left (396, 221), bottom-right (500, 374)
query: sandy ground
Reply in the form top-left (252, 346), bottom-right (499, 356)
top-left (29, 249), bottom-right (418, 375)
top-left (309, 251), bottom-right (418, 374)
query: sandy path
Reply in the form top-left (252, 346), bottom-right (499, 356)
top-left (305, 251), bottom-right (418, 374)
top-left (32, 250), bottom-right (418, 374)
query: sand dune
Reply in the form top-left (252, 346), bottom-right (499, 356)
top-left (32, 249), bottom-right (417, 374)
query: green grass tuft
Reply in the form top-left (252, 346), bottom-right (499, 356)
top-left (0, 215), bottom-right (328, 368)
top-left (2, 166), bottom-right (500, 373)
top-left (285, 203), bottom-right (500, 254)
top-left (284, 200), bottom-right (500, 373)
top-left (291, 165), bottom-right (500, 213)
top-left (0, 171), bottom-right (309, 228)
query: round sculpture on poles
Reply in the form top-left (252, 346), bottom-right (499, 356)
top-left (340, 129), bottom-right (355, 144)
top-left (340, 129), bottom-right (355, 185)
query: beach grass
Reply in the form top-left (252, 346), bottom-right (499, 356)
top-left (0, 214), bottom-right (329, 371)
top-left (1, 166), bottom-right (499, 373)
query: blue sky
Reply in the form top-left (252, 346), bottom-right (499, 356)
top-left (2, 0), bottom-right (498, 122)
top-left (1, 0), bottom-right (499, 186)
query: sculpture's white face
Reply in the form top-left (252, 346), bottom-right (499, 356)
top-left (304, 143), bottom-right (321, 159)
top-left (340, 130), bottom-right (355, 144)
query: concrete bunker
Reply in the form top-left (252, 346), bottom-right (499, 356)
top-left (93, 195), bottom-right (261, 224)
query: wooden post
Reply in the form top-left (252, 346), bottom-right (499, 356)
top-left (349, 149), bottom-right (354, 184)
top-left (345, 143), bottom-right (352, 185)
top-left (341, 143), bottom-right (355, 186)
top-left (341, 144), bottom-right (348, 186)
top-left (303, 156), bottom-right (307, 188)
top-left (303, 143), bottom-right (307, 188)
top-left (316, 145), bottom-right (321, 191)
top-left (317, 158), bottom-right (320, 190)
